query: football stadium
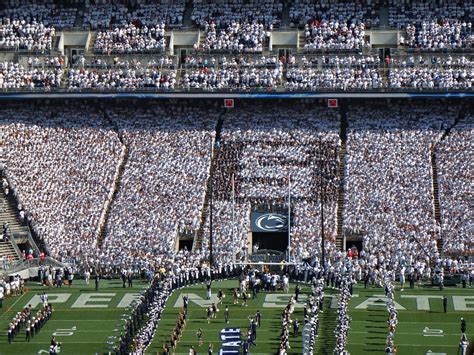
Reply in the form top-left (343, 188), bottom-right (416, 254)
top-left (0, 0), bottom-right (473, 354)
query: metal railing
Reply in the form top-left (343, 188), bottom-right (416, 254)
top-left (0, 256), bottom-right (68, 275)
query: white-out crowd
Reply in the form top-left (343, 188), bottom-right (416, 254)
top-left (0, 53), bottom-right (469, 91)
top-left (94, 23), bottom-right (167, 54)
top-left (436, 118), bottom-right (473, 256)
top-left (202, 104), bottom-right (340, 264)
top-left (343, 104), bottom-right (467, 268)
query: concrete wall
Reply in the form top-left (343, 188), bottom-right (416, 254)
top-left (270, 32), bottom-right (298, 50)
top-left (370, 30), bottom-right (399, 47)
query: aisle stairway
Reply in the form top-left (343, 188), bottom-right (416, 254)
top-left (182, 0), bottom-right (194, 28)
top-left (0, 240), bottom-right (19, 262)
top-left (336, 108), bottom-right (348, 251)
top-left (0, 189), bottom-right (23, 262)
top-left (97, 111), bottom-right (129, 249)
top-left (88, 32), bottom-right (97, 54)
top-left (431, 108), bottom-right (465, 255)
top-left (193, 111), bottom-right (225, 252)
top-left (280, 0), bottom-right (291, 28)
top-left (430, 151), bottom-right (443, 254)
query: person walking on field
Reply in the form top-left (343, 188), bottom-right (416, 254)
top-left (224, 306), bottom-right (229, 324)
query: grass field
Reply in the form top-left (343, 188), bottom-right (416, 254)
top-left (1, 278), bottom-right (472, 355)
top-left (149, 280), bottom-right (474, 355)
top-left (347, 285), bottom-right (474, 355)
top-left (0, 279), bottom-right (149, 355)
top-left (148, 280), bottom-right (333, 354)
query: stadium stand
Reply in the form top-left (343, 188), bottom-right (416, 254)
top-left (290, 0), bottom-right (380, 28)
top-left (98, 104), bottom-right (217, 271)
top-left (1, 106), bottom-right (123, 260)
top-left (343, 104), bottom-right (459, 267)
top-left (436, 116), bottom-right (473, 255)
top-left (202, 103), bottom-right (340, 263)
top-left (191, 0), bottom-right (282, 28)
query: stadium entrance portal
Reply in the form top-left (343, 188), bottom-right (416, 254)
top-left (178, 238), bottom-right (193, 252)
top-left (252, 232), bottom-right (288, 252)
top-left (345, 239), bottom-right (363, 255)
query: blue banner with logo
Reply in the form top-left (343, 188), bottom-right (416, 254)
top-left (251, 212), bottom-right (289, 233)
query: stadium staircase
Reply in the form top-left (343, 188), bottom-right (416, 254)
top-left (182, 0), bottom-right (194, 28)
top-left (280, 0), bottom-right (291, 28)
top-left (431, 108), bottom-right (465, 255)
top-left (336, 107), bottom-right (348, 251)
top-left (198, 30), bottom-right (206, 49)
top-left (97, 111), bottom-right (129, 249)
top-left (88, 32), bottom-right (97, 53)
top-left (298, 31), bottom-right (305, 52)
top-left (378, 3), bottom-right (390, 27)
top-left (193, 110), bottom-right (225, 253)
top-left (0, 189), bottom-right (24, 262)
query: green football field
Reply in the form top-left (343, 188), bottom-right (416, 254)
top-left (1, 278), bottom-right (473, 354)
top-left (0, 279), bottom-right (149, 355)
top-left (347, 285), bottom-right (474, 355)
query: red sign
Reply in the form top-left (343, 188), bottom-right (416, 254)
top-left (224, 99), bottom-right (234, 108)
top-left (328, 99), bottom-right (338, 108)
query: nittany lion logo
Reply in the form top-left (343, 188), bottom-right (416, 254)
top-left (255, 214), bottom-right (288, 232)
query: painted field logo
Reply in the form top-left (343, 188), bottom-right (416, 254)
top-left (219, 328), bottom-right (241, 354)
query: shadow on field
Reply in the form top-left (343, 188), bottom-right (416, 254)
top-left (363, 308), bottom-right (387, 352)
top-left (314, 291), bottom-right (338, 355)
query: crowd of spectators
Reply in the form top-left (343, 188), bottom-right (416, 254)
top-left (183, 55), bottom-right (284, 69)
top-left (401, 20), bottom-right (472, 50)
top-left (0, 1), bottom-right (77, 29)
top-left (343, 104), bottom-right (459, 266)
top-left (26, 55), bottom-right (65, 68)
top-left (82, 0), bottom-right (185, 29)
top-left (67, 66), bottom-right (176, 90)
top-left (286, 67), bottom-right (383, 90)
top-left (386, 54), bottom-right (472, 67)
top-left (290, 0), bottom-right (379, 28)
top-left (436, 117), bottom-right (473, 256)
top-left (320, 55), bottom-right (381, 68)
top-left (72, 55), bottom-right (175, 70)
top-left (94, 23), bottom-right (166, 54)
top-left (0, 61), bottom-right (62, 89)
top-left (96, 105), bottom-right (216, 271)
top-left (389, 0), bottom-right (472, 29)
top-left (304, 21), bottom-right (368, 51)
top-left (388, 66), bottom-right (472, 89)
top-left (204, 104), bottom-right (340, 263)
top-left (2, 106), bottom-right (123, 260)
top-left (0, 19), bottom-right (55, 51)
top-left (201, 22), bottom-right (270, 53)
top-left (191, 0), bottom-right (282, 29)
top-left (181, 66), bottom-right (282, 91)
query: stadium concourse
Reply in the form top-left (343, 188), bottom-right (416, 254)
top-left (0, 0), bottom-right (472, 354)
